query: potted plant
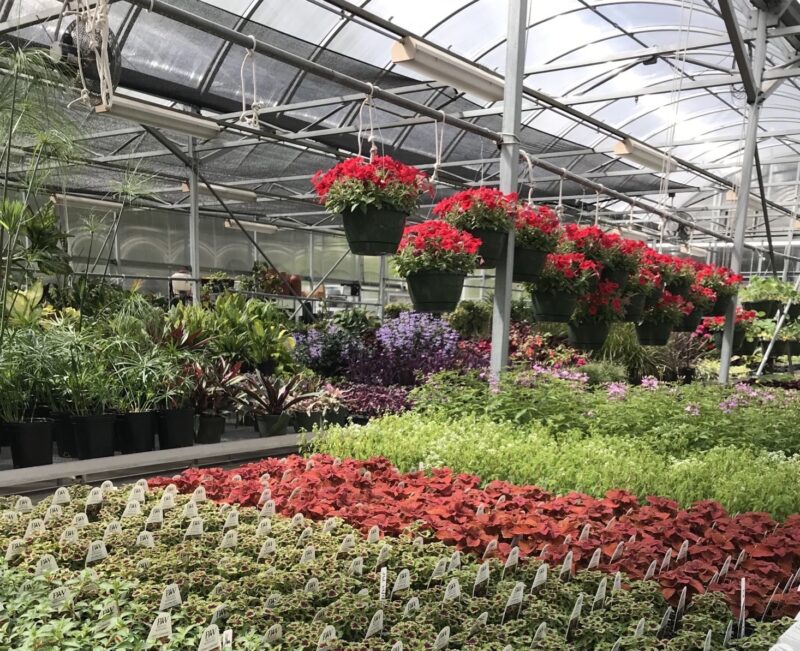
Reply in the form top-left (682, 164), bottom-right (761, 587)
top-left (290, 383), bottom-right (346, 432)
top-left (623, 265), bottom-right (661, 323)
top-left (311, 155), bottom-right (431, 255)
top-left (563, 225), bottom-right (644, 290)
top-left (675, 283), bottom-right (716, 333)
top-left (696, 264), bottom-right (742, 316)
top-left (190, 357), bottom-right (244, 444)
top-left (156, 364), bottom-right (196, 450)
top-left (739, 276), bottom-right (792, 317)
top-left (433, 188), bottom-right (515, 268)
top-left (338, 383), bottom-right (410, 424)
top-left (393, 220), bottom-right (481, 313)
top-left (636, 290), bottom-right (686, 346)
top-left (663, 256), bottom-right (697, 298)
top-left (700, 308), bottom-right (758, 354)
top-left (528, 252), bottom-right (600, 323)
top-left (235, 372), bottom-right (319, 437)
top-left (568, 280), bottom-right (624, 351)
top-left (511, 203), bottom-right (561, 282)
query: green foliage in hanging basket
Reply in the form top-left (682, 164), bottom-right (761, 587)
top-left (393, 220), bottom-right (481, 277)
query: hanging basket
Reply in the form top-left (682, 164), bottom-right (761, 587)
top-left (710, 294), bottom-right (734, 317)
top-left (623, 293), bottom-right (647, 323)
top-left (532, 291), bottom-right (577, 323)
top-left (341, 208), bottom-right (407, 256)
top-left (567, 321), bottom-right (610, 351)
top-left (713, 330), bottom-right (746, 353)
top-left (742, 299), bottom-right (781, 317)
top-left (601, 267), bottom-right (630, 291)
top-left (645, 287), bottom-right (663, 308)
top-left (666, 278), bottom-right (692, 298)
top-left (468, 228), bottom-right (508, 269)
top-left (635, 322), bottom-right (673, 346)
top-left (674, 308), bottom-right (704, 333)
top-left (405, 271), bottom-right (466, 313)
top-left (512, 247), bottom-right (547, 283)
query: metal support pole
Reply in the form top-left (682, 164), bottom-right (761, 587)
top-left (378, 255), bottom-right (386, 321)
top-left (490, 0), bottom-right (527, 379)
top-left (783, 164), bottom-right (800, 281)
top-left (188, 137), bottom-right (201, 305)
top-left (719, 8), bottom-right (768, 385)
top-left (290, 249), bottom-right (350, 319)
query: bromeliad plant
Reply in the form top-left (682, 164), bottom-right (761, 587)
top-left (393, 221), bottom-right (481, 276)
top-left (190, 357), bottom-right (245, 416)
top-left (530, 252), bottom-right (600, 295)
top-left (432, 187), bottom-right (516, 232)
top-left (234, 371), bottom-right (320, 417)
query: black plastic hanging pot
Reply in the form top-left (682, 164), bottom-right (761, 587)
top-left (71, 414), bottom-right (116, 459)
top-left (623, 293), bottom-right (647, 323)
top-left (666, 278), bottom-right (692, 298)
top-left (341, 208), bottom-right (407, 256)
top-left (256, 413), bottom-right (290, 437)
top-left (120, 411), bottom-right (157, 454)
top-left (710, 294), bottom-right (734, 317)
top-left (405, 271), bottom-right (466, 313)
top-left (601, 266), bottom-right (630, 291)
top-left (738, 338), bottom-right (758, 356)
top-left (512, 247), bottom-right (547, 283)
top-left (567, 321), bottom-right (610, 351)
top-left (196, 414), bottom-right (225, 444)
top-left (7, 419), bottom-right (54, 468)
top-left (674, 308), bottom-right (704, 333)
top-left (468, 228), bottom-right (508, 269)
top-left (635, 322), bottom-right (673, 346)
top-left (158, 407), bottom-right (195, 450)
top-left (532, 291), bottom-right (577, 323)
top-left (742, 299), bottom-right (781, 317)
top-left (714, 330), bottom-right (746, 353)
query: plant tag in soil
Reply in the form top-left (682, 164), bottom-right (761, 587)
top-left (85, 487), bottom-right (103, 507)
top-left (610, 639), bottom-right (622, 651)
top-left (258, 487), bottom-right (272, 505)
top-left (85, 540), bottom-right (108, 564)
top-left (502, 582), bottom-right (526, 623)
top-left (44, 505), bottom-right (62, 523)
top-left (644, 560), bottom-right (658, 581)
top-left (95, 602), bottom-right (119, 632)
top-left (723, 621), bottom-right (733, 646)
top-left (164, 484), bottom-right (178, 496)
top-left (52, 487), bottom-right (71, 506)
top-left (265, 593), bottom-right (281, 609)
top-left (429, 558), bottom-right (448, 586)
top-left (211, 604), bottom-right (227, 625)
top-left (392, 569), bottom-right (411, 597)
top-left (587, 548), bottom-right (602, 571)
top-left (122, 500), bottom-right (142, 519)
top-left (443, 577), bottom-right (461, 602)
top-left (476, 503), bottom-right (485, 516)
top-left (258, 538), bottom-right (276, 560)
top-left (15, 497), bottom-right (32, 513)
top-left (220, 529), bottom-right (238, 550)
top-left (298, 526), bottom-right (313, 545)
top-left (634, 618), bottom-right (646, 638)
top-left (265, 623), bottom-right (282, 644)
top-left (375, 544), bottom-right (391, 568)
top-left (304, 577), bottom-right (320, 594)
top-left (378, 566), bottom-right (388, 601)
top-left (137, 531), bottom-right (155, 548)
top-left (610, 542), bottom-right (624, 563)
top-left (160, 583), bottom-right (182, 610)
top-left (433, 626), bottom-right (450, 651)
top-left (483, 539), bottom-right (498, 559)
top-left (469, 612), bottom-right (488, 636)
top-left (185, 517), bottom-right (204, 538)
top-left (291, 513), bottom-right (304, 527)
top-left (349, 556), bottom-right (364, 577)
top-left (579, 524), bottom-right (591, 541)
top-left (323, 517), bottom-right (338, 533)
top-left (317, 625), bottom-right (337, 650)
top-left (182, 501), bottom-right (198, 520)
top-left (101, 480), bottom-right (115, 494)
top-left (412, 536), bottom-right (424, 549)
top-left (365, 609), bottom-right (384, 639)
top-left (259, 472), bottom-right (270, 485)
top-left (612, 572), bottom-right (622, 595)
top-left (677, 540), bottom-right (689, 563)
top-left (60, 527), bottom-right (78, 546)
top-left (146, 506), bottom-right (163, 526)
top-left (192, 486), bottom-right (207, 503)
top-left (129, 485), bottom-right (146, 503)
top-left (565, 594), bottom-right (584, 641)
top-left (197, 624), bottom-right (221, 651)
top-left (403, 596), bottom-right (420, 617)
top-left (592, 577), bottom-right (607, 612)
top-left (300, 545), bottom-right (316, 564)
top-left (533, 622), bottom-right (547, 642)
top-left (532, 563), bottom-right (548, 592)
top-left (504, 547), bottom-right (520, 574)
top-left (136, 558), bottom-right (151, 571)
top-left (703, 630), bottom-right (713, 651)
top-left (657, 607), bottom-right (673, 639)
top-left (223, 510), bottom-right (239, 530)
top-left (367, 525), bottom-right (380, 543)
top-left (103, 520), bottom-right (122, 541)
top-left (338, 534), bottom-right (355, 555)
top-left (2, 510), bottom-right (17, 524)
top-left (222, 629), bottom-right (233, 648)
top-left (24, 518), bottom-right (46, 538)
top-left (391, 643), bottom-right (403, 651)
top-left (560, 551), bottom-right (573, 581)
top-left (49, 586), bottom-right (71, 611)
top-left (448, 551), bottom-right (461, 572)
top-left (256, 519), bottom-right (272, 537)
top-left (147, 612), bottom-right (172, 642)
top-left (473, 561), bottom-right (491, 597)
top-left (35, 554), bottom-right (58, 575)
top-left (260, 500), bottom-right (276, 519)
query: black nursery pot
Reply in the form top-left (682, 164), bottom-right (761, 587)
top-left (512, 247), bottom-right (547, 283)
top-left (532, 292), bottom-right (577, 323)
top-left (54, 412), bottom-right (77, 458)
top-left (341, 208), bottom-right (407, 256)
top-left (293, 411), bottom-right (324, 433)
top-left (158, 407), bottom-right (195, 450)
top-left (469, 228), bottom-right (508, 269)
top-left (742, 299), bottom-right (781, 317)
top-left (324, 408), bottom-right (349, 427)
top-left (713, 330), bottom-right (746, 353)
top-left (406, 271), bottom-right (466, 313)
top-left (601, 266), bottom-right (630, 291)
top-left (674, 308), bottom-right (704, 333)
top-left (256, 413), bottom-right (290, 438)
top-left (121, 411), bottom-right (157, 454)
top-left (635, 322), bottom-right (673, 346)
top-left (567, 321), bottom-right (610, 351)
top-left (7, 419), bottom-right (54, 468)
top-left (196, 414), bottom-right (225, 444)
top-left (71, 414), bottom-right (116, 460)
top-left (624, 293), bottom-right (647, 323)
top-left (710, 294), bottom-right (734, 317)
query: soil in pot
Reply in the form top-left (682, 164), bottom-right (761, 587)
top-left (341, 208), bottom-right (406, 256)
top-left (196, 414), bottom-right (226, 444)
top-left (635, 322), bottom-right (673, 346)
top-left (71, 414), bottom-right (116, 460)
top-left (406, 271), bottom-right (465, 313)
top-left (293, 411), bottom-right (324, 433)
top-left (256, 413), bottom-right (290, 437)
top-left (469, 228), bottom-right (508, 269)
top-left (532, 292), bottom-right (577, 323)
top-left (624, 294), bottom-right (647, 323)
top-left (120, 411), bottom-right (157, 454)
top-left (567, 322), bottom-right (610, 351)
top-left (7, 419), bottom-right (54, 468)
top-left (512, 247), bottom-right (547, 283)
top-left (158, 407), bottom-right (195, 450)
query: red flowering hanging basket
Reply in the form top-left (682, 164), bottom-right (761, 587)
top-left (567, 321), bottom-right (610, 351)
top-left (312, 155), bottom-right (431, 256)
top-left (394, 220), bottom-right (481, 313)
top-left (512, 203), bottom-right (561, 283)
top-left (529, 252), bottom-right (599, 323)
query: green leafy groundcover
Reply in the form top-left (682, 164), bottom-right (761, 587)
top-left (311, 413), bottom-right (800, 519)
top-left (0, 485), bottom-right (790, 650)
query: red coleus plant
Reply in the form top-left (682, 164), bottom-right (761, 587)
top-left (532, 252), bottom-right (600, 295)
top-left (696, 264), bottom-right (744, 298)
top-left (432, 187), bottom-right (516, 232)
top-left (573, 280), bottom-right (624, 324)
top-left (393, 220), bottom-right (481, 277)
top-left (311, 155), bottom-right (431, 215)
top-left (641, 289), bottom-right (693, 326)
top-left (150, 454), bottom-right (800, 619)
top-left (514, 203), bottom-right (561, 252)
top-left (699, 308), bottom-right (759, 334)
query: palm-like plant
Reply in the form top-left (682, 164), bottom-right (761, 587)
top-left (235, 372), bottom-right (319, 416)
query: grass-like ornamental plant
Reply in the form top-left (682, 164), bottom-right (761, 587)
top-left (432, 187), bottom-right (516, 232)
top-left (393, 221), bottom-right (481, 276)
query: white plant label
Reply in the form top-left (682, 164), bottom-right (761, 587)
top-left (348, 556), bottom-right (364, 577)
top-left (137, 531), bottom-right (155, 548)
top-left (136, 558), bottom-right (151, 571)
top-left (185, 517), bottom-right (204, 538)
top-left (365, 609), bottom-right (384, 639)
top-left (323, 518), bottom-right (338, 533)
top-left (430, 558), bottom-right (448, 583)
top-left (52, 487), bottom-right (71, 506)
top-left (291, 513), bottom-right (304, 527)
top-left (147, 612), bottom-right (172, 642)
top-left (379, 566), bottom-right (388, 601)
top-left (443, 578), bottom-right (461, 602)
top-left (391, 643), bottom-right (403, 651)
top-left (211, 604), bottom-right (227, 625)
top-left (317, 625), bottom-right (337, 649)
top-left (159, 583), bottom-right (182, 610)
top-left (49, 586), bottom-right (71, 611)
top-left (265, 593), bottom-right (281, 609)
top-left (191, 486), bottom-right (207, 503)
top-left (101, 480), bottom-right (115, 495)
top-left (2, 510), bottom-right (18, 524)
top-left (4, 539), bottom-right (23, 562)
top-left (197, 624), bottom-right (221, 651)
top-left (592, 577), bottom-right (608, 611)
top-left (223, 510), bottom-right (239, 530)
top-left (304, 578), bottom-right (319, 594)
top-left (256, 519), bottom-right (272, 537)
top-left (644, 560), bottom-right (657, 581)
top-left (504, 581), bottom-right (525, 616)
top-left (258, 538), bottom-right (276, 560)
top-left (15, 496), bottom-right (32, 513)
top-left (259, 473), bottom-right (270, 485)
top-left (96, 602), bottom-right (119, 631)
top-left (613, 572), bottom-right (622, 595)
top-left (474, 562), bottom-right (491, 592)
top-left (610, 542), bottom-right (624, 563)
top-left (579, 524), bottom-right (591, 541)
top-left (367, 525), bottom-right (380, 543)
top-left (570, 593), bottom-right (584, 622)
top-left (129, 485), bottom-right (146, 503)
top-left (164, 484), bottom-right (178, 497)
top-left (60, 527), bottom-right (78, 546)
top-left (392, 569), bottom-right (411, 597)
top-left (338, 534), bottom-right (355, 555)
top-left (122, 501), bottom-right (142, 519)
top-left (504, 547), bottom-right (520, 572)
top-left (260, 500), bottom-right (276, 519)
top-left (469, 612), bottom-right (489, 636)
top-left (482, 539), bottom-right (498, 559)
top-left (24, 518), bottom-right (46, 538)
top-left (447, 551), bottom-right (461, 572)
top-left (298, 526), bottom-right (313, 545)
top-left (258, 487), bottom-right (272, 505)
top-left (160, 492), bottom-right (176, 510)
top-left (532, 564), bottom-right (548, 591)
top-left (85, 540), bottom-right (108, 564)
top-left (433, 626), bottom-right (450, 651)
top-left (220, 529), bottom-right (238, 550)
top-left (222, 629), bottom-right (233, 648)
top-left (35, 554), bottom-right (58, 575)
top-left (182, 501), bottom-right (199, 520)
top-left (476, 503), bottom-right (486, 516)
top-left (412, 536), bottom-right (424, 549)
top-left (104, 521), bottom-right (122, 541)
top-left (85, 487), bottom-right (103, 507)
top-left (265, 623), bottom-right (282, 644)
top-left (376, 544), bottom-right (391, 567)
top-left (560, 551), bottom-right (574, 580)
top-left (146, 507), bottom-right (164, 526)
top-left (587, 548), bottom-right (602, 570)
top-left (403, 597), bottom-right (420, 617)
top-left (300, 545), bottom-right (316, 564)
top-left (44, 505), bottom-right (62, 523)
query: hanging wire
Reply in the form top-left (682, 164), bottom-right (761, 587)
top-left (594, 191), bottom-right (601, 227)
top-left (556, 172), bottom-right (566, 219)
top-left (520, 150), bottom-right (536, 204)
top-left (356, 84), bottom-right (377, 160)
top-left (425, 112), bottom-right (447, 219)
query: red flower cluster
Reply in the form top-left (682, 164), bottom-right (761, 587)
top-left (662, 289), bottom-right (695, 316)
top-left (700, 308), bottom-right (759, 334)
top-left (577, 280), bottom-right (624, 321)
top-left (432, 187), bottom-right (517, 220)
top-left (687, 283), bottom-right (718, 311)
top-left (515, 204), bottom-right (560, 234)
top-left (398, 220), bottom-right (481, 256)
top-left (634, 265), bottom-right (662, 293)
top-left (311, 155), bottom-right (430, 200)
top-left (544, 252), bottom-right (599, 281)
top-left (696, 264), bottom-right (744, 297)
top-left (149, 454), bottom-right (800, 619)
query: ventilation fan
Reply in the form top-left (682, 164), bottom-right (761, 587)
top-left (664, 211), bottom-right (693, 243)
top-left (56, 19), bottom-right (122, 97)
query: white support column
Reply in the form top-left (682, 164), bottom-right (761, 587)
top-left (188, 136), bottom-right (201, 305)
top-left (490, 0), bottom-right (528, 378)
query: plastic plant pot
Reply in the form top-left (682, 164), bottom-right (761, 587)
top-left (532, 292), bottom-right (577, 323)
top-left (567, 321), bottom-right (610, 351)
top-left (7, 419), bottom-right (54, 468)
top-left (341, 208), bottom-right (406, 256)
top-left (468, 228), bottom-right (508, 269)
top-left (512, 247), bottom-right (547, 283)
top-left (635, 322), bottom-right (673, 346)
top-left (405, 271), bottom-right (466, 313)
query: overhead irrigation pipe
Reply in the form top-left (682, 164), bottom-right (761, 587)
top-left (125, 0), bottom-right (800, 263)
